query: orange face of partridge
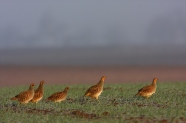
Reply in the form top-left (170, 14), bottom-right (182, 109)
top-left (40, 81), bottom-right (44, 85)
top-left (101, 76), bottom-right (107, 81)
top-left (30, 83), bottom-right (34, 88)
top-left (153, 78), bottom-right (158, 82)
top-left (152, 78), bottom-right (158, 85)
top-left (65, 87), bottom-right (70, 91)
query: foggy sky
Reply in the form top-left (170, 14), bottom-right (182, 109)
top-left (0, 1), bottom-right (186, 49)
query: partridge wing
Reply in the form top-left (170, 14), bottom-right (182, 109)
top-left (138, 85), bottom-right (152, 93)
top-left (86, 85), bottom-right (99, 95)
top-left (47, 92), bottom-right (61, 100)
top-left (14, 91), bottom-right (27, 98)
top-left (34, 88), bottom-right (40, 93)
top-left (32, 91), bottom-right (42, 100)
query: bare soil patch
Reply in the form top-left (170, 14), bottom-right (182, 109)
top-left (2, 100), bottom-right (186, 123)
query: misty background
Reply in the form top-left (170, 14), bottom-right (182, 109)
top-left (0, 1), bottom-right (186, 66)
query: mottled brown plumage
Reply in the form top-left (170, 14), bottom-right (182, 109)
top-left (10, 83), bottom-right (35, 104)
top-left (30, 80), bottom-right (44, 103)
top-left (83, 76), bottom-right (106, 100)
top-left (135, 78), bottom-right (158, 98)
top-left (47, 87), bottom-right (70, 103)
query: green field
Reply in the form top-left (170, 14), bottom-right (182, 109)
top-left (1, 82), bottom-right (186, 123)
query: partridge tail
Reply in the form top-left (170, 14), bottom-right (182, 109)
top-left (42, 98), bottom-right (50, 103)
top-left (10, 97), bottom-right (17, 100)
top-left (83, 93), bottom-right (89, 98)
top-left (29, 99), bottom-right (34, 102)
top-left (134, 93), bottom-right (140, 97)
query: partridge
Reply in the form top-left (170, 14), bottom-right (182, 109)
top-left (83, 76), bottom-right (106, 100)
top-left (135, 78), bottom-right (158, 98)
top-left (30, 80), bottom-right (44, 103)
top-left (10, 83), bottom-right (35, 104)
top-left (47, 87), bottom-right (69, 103)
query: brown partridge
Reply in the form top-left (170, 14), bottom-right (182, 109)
top-left (30, 80), bottom-right (44, 103)
top-left (135, 78), bottom-right (158, 98)
top-left (47, 87), bottom-right (69, 103)
top-left (10, 83), bottom-right (35, 104)
top-left (83, 76), bottom-right (106, 100)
